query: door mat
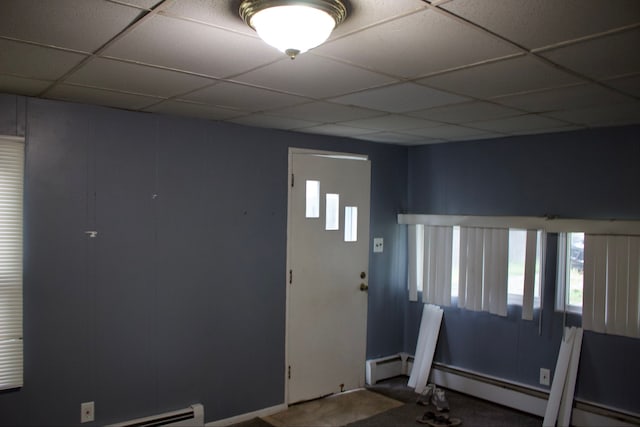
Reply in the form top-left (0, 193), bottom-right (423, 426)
top-left (262, 389), bottom-right (403, 427)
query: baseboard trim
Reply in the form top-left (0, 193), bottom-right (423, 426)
top-left (366, 354), bottom-right (639, 427)
top-left (205, 403), bottom-right (287, 427)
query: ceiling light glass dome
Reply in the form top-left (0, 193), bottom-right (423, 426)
top-left (240, 1), bottom-right (347, 59)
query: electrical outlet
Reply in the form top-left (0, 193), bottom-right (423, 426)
top-left (373, 237), bottom-right (384, 253)
top-left (81, 401), bottom-right (94, 423)
top-left (540, 368), bottom-right (551, 386)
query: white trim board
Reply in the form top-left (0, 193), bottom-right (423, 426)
top-left (366, 354), bottom-right (639, 427)
top-left (398, 214), bottom-right (640, 235)
top-left (205, 403), bottom-right (287, 427)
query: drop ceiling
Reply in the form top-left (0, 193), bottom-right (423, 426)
top-left (0, 0), bottom-right (638, 145)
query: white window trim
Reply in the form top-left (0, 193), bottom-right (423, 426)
top-left (398, 214), bottom-right (640, 236)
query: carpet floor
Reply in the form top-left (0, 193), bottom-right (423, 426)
top-left (262, 389), bottom-right (403, 427)
top-left (230, 376), bottom-right (543, 427)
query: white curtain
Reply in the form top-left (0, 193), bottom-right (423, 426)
top-left (583, 234), bottom-right (640, 338)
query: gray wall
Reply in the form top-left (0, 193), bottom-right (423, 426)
top-left (405, 127), bottom-right (640, 413)
top-left (0, 94), bottom-right (408, 426)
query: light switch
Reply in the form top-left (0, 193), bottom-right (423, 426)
top-left (373, 237), bottom-right (383, 253)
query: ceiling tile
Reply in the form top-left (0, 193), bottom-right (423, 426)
top-left (268, 101), bottom-right (383, 123)
top-left (403, 124), bottom-right (495, 140)
top-left (315, 8), bottom-right (518, 78)
top-left (233, 54), bottom-right (395, 98)
top-left (337, 114), bottom-right (442, 131)
top-left (0, 39), bottom-right (86, 80)
top-left (540, 28), bottom-right (640, 80)
top-left (492, 83), bottom-right (633, 112)
top-left (441, 0), bottom-right (640, 50)
top-left (354, 131), bottom-right (428, 144)
top-left (299, 124), bottom-right (378, 138)
top-left (0, 74), bottom-right (51, 96)
top-left (0, 0), bottom-right (142, 52)
top-left (46, 84), bottom-right (161, 110)
top-left (468, 114), bottom-right (569, 133)
top-left (330, 0), bottom-right (428, 38)
top-left (145, 100), bottom-right (243, 121)
top-left (165, 0), bottom-right (429, 41)
top-left (67, 58), bottom-right (213, 97)
top-left (511, 126), bottom-right (581, 136)
top-left (418, 55), bottom-right (580, 98)
top-left (182, 81), bottom-right (308, 112)
top-left (104, 15), bottom-right (281, 78)
top-left (161, 0), bottom-right (255, 36)
top-left (542, 102), bottom-right (640, 127)
top-left (408, 101), bottom-right (522, 123)
top-left (603, 74), bottom-right (640, 98)
top-left (230, 113), bottom-right (321, 130)
top-left (115, 0), bottom-right (164, 10)
top-left (330, 83), bottom-right (469, 113)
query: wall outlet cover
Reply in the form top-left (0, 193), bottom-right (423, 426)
top-left (539, 368), bottom-right (551, 386)
top-left (81, 401), bottom-right (95, 423)
top-left (373, 237), bottom-right (384, 253)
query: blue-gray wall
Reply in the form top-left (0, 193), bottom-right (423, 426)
top-left (0, 94), bottom-right (408, 426)
top-left (405, 127), bottom-right (640, 413)
top-left (1, 91), bottom-right (638, 424)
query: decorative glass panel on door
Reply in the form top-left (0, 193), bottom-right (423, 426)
top-left (326, 193), bottom-right (339, 230)
top-left (306, 180), bottom-right (320, 218)
top-left (344, 206), bottom-right (358, 242)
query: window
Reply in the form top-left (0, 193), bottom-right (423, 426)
top-left (409, 223), bottom-right (543, 318)
top-left (0, 136), bottom-right (24, 390)
top-left (556, 232), bottom-right (584, 314)
top-left (507, 229), bottom-right (543, 309)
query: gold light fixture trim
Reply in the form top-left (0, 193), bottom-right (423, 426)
top-left (239, 0), bottom-right (348, 59)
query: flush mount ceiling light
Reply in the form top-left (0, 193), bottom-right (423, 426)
top-left (239, 0), bottom-right (347, 59)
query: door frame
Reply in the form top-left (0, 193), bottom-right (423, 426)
top-left (284, 147), bottom-right (369, 405)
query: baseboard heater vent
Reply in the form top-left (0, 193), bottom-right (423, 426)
top-left (366, 354), bottom-right (640, 427)
top-left (108, 403), bottom-right (204, 427)
top-left (366, 353), bottom-right (411, 385)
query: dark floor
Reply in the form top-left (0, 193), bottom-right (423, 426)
top-left (230, 376), bottom-right (543, 427)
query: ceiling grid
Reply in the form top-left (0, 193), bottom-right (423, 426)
top-left (0, 0), bottom-right (637, 144)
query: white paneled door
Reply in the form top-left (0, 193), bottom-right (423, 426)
top-left (287, 150), bottom-right (371, 404)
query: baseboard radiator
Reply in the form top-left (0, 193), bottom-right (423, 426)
top-left (366, 354), bottom-right (639, 427)
top-left (108, 404), bottom-right (204, 427)
top-left (365, 353), bottom-right (410, 386)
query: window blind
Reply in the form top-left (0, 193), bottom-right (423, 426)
top-left (458, 227), bottom-right (509, 316)
top-left (522, 230), bottom-right (539, 320)
top-left (0, 137), bottom-right (24, 391)
top-left (423, 226), bottom-right (453, 307)
top-left (583, 234), bottom-right (640, 338)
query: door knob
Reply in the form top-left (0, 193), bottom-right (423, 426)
top-left (360, 283), bottom-right (369, 291)
top-left (360, 272), bottom-right (366, 279)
